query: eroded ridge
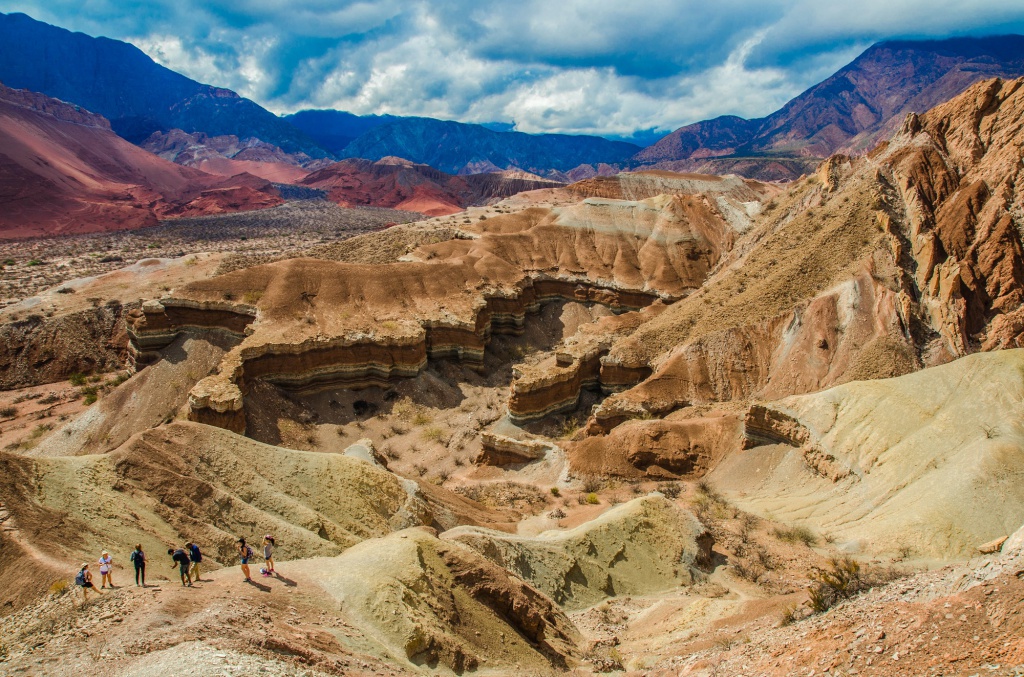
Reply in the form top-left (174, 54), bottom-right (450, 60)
top-left (128, 186), bottom-right (762, 432)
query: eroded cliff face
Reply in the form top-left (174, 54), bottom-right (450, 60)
top-left (0, 301), bottom-right (132, 389)
top-left (580, 78), bottom-right (1024, 445)
top-left (128, 184), bottom-right (766, 433)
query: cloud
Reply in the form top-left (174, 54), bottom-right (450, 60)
top-left (4, 0), bottom-right (1024, 136)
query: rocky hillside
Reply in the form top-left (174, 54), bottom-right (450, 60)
top-left (636, 35), bottom-right (1024, 178)
top-left (298, 157), bottom-right (563, 215)
top-left (0, 11), bottom-right (325, 156)
top-left (0, 83), bottom-right (282, 237)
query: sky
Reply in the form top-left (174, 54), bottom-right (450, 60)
top-left (4, 1), bottom-right (1024, 142)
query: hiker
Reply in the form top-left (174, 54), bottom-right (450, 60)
top-left (238, 538), bottom-right (253, 582)
top-left (168, 547), bottom-right (193, 587)
top-left (129, 544), bottom-right (146, 586)
top-left (262, 535), bottom-right (275, 576)
top-left (98, 550), bottom-right (114, 588)
top-left (75, 563), bottom-right (102, 601)
top-left (187, 541), bottom-right (203, 582)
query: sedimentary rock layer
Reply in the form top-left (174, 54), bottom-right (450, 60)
top-left (128, 184), bottom-right (761, 432)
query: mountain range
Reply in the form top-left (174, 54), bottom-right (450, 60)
top-left (5, 10), bottom-right (1024, 183)
top-left (0, 12), bottom-right (326, 158)
top-left (634, 35), bottom-right (1024, 177)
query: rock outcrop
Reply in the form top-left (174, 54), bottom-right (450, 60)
top-left (297, 527), bottom-right (581, 672)
top-left (583, 78), bottom-right (1024, 439)
top-left (710, 349), bottom-right (1024, 559)
top-left (128, 181), bottom-right (770, 432)
top-left (444, 495), bottom-right (713, 610)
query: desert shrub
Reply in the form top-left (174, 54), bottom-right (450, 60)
top-left (585, 493), bottom-right (600, 505)
top-left (808, 557), bottom-right (864, 613)
top-left (242, 290), bottom-right (263, 304)
top-left (56, 287), bottom-right (75, 294)
top-left (549, 487), bottom-right (560, 497)
top-left (69, 373), bottom-right (87, 386)
top-left (48, 579), bottom-right (69, 596)
top-left (412, 411), bottom-right (432, 426)
top-left (27, 259), bottom-right (42, 266)
top-left (437, 468), bottom-right (452, 483)
top-left (421, 426), bottom-right (444, 442)
top-left (558, 415), bottom-right (582, 439)
top-left (413, 464), bottom-right (428, 477)
top-left (772, 525), bottom-right (818, 547)
top-left (739, 513), bottom-right (759, 542)
top-left (0, 406), bottom-right (17, 418)
top-left (660, 482), bottom-right (682, 499)
top-left (38, 394), bottom-right (60, 405)
top-left (732, 559), bottom-right (764, 583)
top-left (779, 605), bottom-right (799, 627)
top-left (548, 508), bottom-right (566, 519)
top-left (581, 475), bottom-right (605, 494)
top-left (79, 386), bottom-right (98, 405)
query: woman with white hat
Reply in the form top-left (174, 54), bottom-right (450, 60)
top-left (98, 550), bottom-right (115, 588)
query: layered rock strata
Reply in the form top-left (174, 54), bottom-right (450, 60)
top-left (579, 79), bottom-right (1024, 437)
top-left (128, 184), bottom-right (764, 433)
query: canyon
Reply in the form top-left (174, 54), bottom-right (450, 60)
top-left (2, 43), bottom-right (1024, 676)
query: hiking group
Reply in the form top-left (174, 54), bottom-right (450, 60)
top-left (74, 536), bottom-right (278, 600)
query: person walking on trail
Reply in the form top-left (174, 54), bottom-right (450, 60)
top-left (75, 563), bottom-right (102, 601)
top-left (98, 550), bottom-right (114, 588)
top-left (129, 544), bottom-right (146, 587)
top-left (168, 547), bottom-right (193, 587)
top-left (238, 538), bottom-right (253, 582)
top-left (262, 535), bottom-right (275, 576)
top-left (187, 541), bottom-right (203, 582)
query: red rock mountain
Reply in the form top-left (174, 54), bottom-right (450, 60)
top-left (635, 36), bottom-right (1024, 178)
top-left (140, 129), bottom-right (321, 184)
top-left (0, 84), bottom-right (282, 237)
top-left (299, 157), bottom-right (563, 216)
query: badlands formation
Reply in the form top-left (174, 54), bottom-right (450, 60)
top-left (2, 78), bottom-right (1024, 676)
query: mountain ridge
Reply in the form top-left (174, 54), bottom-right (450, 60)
top-left (634, 34), bottom-right (1024, 175)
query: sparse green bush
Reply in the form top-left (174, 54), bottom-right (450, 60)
top-left (80, 386), bottom-right (98, 405)
top-left (0, 406), bottom-right (16, 418)
top-left (772, 525), bottom-right (818, 547)
top-left (69, 373), bottom-right (87, 386)
top-left (549, 487), bottom-right (560, 497)
top-left (422, 426), bottom-right (444, 442)
top-left (808, 557), bottom-right (863, 613)
top-left (585, 493), bottom-right (600, 505)
top-left (412, 412), bottom-right (432, 426)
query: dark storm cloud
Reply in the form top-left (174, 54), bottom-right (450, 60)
top-left (3, 0), bottom-right (1024, 136)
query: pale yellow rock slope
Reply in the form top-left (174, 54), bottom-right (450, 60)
top-left (711, 349), bottom-right (1024, 560)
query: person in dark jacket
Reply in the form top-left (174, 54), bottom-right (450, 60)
top-left (129, 544), bottom-right (146, 586)
top-left (186, 541), bottom-right (203, 582)
top-left (168, 547), bottom-right (193, 587)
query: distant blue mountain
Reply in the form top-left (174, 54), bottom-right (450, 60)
top-left (288, 110), bottom-right (641, 174)
top-left (0, 11), bottom-right (327, 157)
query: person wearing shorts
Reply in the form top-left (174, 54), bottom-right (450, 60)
top-left (238, 538), bottom-right (252, 582)
top-left (262, 535), bottom-right (275, 575)
top-left (98, 550), bottom-right (114, 588)
top-left (168, 547), bottom-right (193, 587)
top-left (76, 563), bottom-right (103, 601)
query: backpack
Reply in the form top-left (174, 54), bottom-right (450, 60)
top-left (129, 550), bottom-right (137, 564)
top-left (74, 569), bottom-right (86, 586)
top-left (245, 545), bottom-right (254, 559)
